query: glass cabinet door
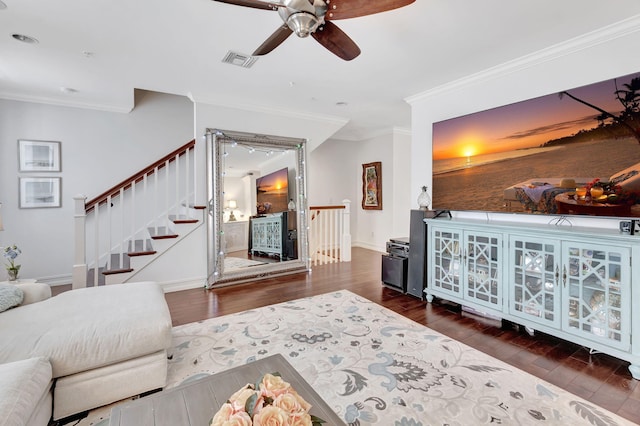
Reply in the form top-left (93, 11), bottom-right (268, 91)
top-left (464, 232), bottom-right (501, 310)
top-left (562, 242), bottom-right (630, 351)
top-left (509, 236), bottom-right (560, 327)
top-left (430, 227), bottom-right (463, 298)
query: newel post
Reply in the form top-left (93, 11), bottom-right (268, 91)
top-left (73, 195), bottom-right (88, 289)
top-left (341, 199), bottom-right (352, 262)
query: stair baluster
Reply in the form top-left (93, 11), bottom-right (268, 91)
top-left (308, 200), bottom-right (351, 266)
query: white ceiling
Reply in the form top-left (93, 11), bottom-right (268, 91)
top-left (2, 0), bottom-right (640, 141)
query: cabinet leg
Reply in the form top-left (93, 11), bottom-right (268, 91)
top-left (629, 364), bottom-right (640, 380)
top-left (426, 293), bottom-right (433, 303)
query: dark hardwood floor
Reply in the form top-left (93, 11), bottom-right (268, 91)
top-left (53, 247), bottom-right (640, 423)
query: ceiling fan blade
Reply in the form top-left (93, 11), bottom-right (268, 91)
top-left (212, 0), bottom-right (283, 11)
top-left (253, 24), bottom-right (294, 56)
top-left (312, 21), bottom-right (361, 61)
top-left (324, 0), bottom-right (415, 20)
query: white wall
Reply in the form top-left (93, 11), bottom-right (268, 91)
top-left (307, 137), bottom-right (359, 237)
top-left (308, 129), bottom-right (412, 252)
top-left (222, 176), bottom-right (248, 221)
top-left (408, 19), bottom-right (640, 229)
top-left (0, 91), bottom-right (194, 283)
top-left (391, 131), bottom-right (412, 238)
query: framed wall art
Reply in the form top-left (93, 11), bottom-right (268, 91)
top-left (18, 139), bottom-right (61, 172)
top-left (362, 161), bottom-right (382, 210)
top-left (19, 177), bottom-right (62, 208)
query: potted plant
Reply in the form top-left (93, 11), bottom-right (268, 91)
top-left (3, 244), bottom-right (21, 281)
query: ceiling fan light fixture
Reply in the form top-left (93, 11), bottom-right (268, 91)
top-left (286, 12), bottom-right (319, 38)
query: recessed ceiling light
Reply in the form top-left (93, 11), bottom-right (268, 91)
top-left (12, 34), bottom-right (38, 44)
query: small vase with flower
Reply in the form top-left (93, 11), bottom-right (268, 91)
top-left (3, 245), bottom-right (22, 282)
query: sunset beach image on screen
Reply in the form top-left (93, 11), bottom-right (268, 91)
top-left (256, 167), bottom-right (289, 213)
top-left (431, 71), bottom-right (640, 217)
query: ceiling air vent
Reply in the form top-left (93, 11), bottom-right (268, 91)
top-left (222, 51), bottom-right (258, 68)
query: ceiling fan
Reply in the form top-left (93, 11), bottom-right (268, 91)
top-left (213, 0), bottom-right (416, 61)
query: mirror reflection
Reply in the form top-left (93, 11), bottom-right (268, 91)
top-left (206, 129), bottom-right (309, 287)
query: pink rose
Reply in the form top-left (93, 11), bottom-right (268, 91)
top-left (253, 405), bottom-right (289, 426)
top-left (289, 412), bottom-right (313, 426)
top-left (272, 392), bottom-right (311, 415)
top-left (227, 412), bottom-right (253, 426)
top-left (210, 402), bottom-right (253, 426)
top-left (259, 374), bottom-right (291, 398)
top-left (229, 386), bottom-right (258, 411)
top-left (211, 403), bottom-right (234, 425)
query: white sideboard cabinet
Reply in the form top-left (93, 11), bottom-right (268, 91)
top-left (251, 214), bottom-right (284, 258)
top-left (431, 226), bottom-right (502, 311)
top-left (425, 217), bottom-right (640, 379)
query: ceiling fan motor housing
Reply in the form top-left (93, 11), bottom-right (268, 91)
top-left (278, 0), bottom-right (327, 37)
top-left (284, 12), bottom-right (319, 37)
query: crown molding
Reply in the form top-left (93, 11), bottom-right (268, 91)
top-left (0, 91), bottom-right (133, 113)
top-left (406, 14), bottom-right (640, 104)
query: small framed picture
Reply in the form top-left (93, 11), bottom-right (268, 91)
top-left (18, 140), bottom-right (62, 172)
top-left (362, 161), bottom-right (382, 210)
top-left (19, 177), bottom-right (62, 208)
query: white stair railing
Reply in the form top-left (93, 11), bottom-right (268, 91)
top-left (73, 140), bottom-right (197, 288)
top-left (309, 200), bottom-right (351, 266)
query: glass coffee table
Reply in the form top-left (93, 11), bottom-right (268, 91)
top-left (109, 353), bottom-right (345, 425)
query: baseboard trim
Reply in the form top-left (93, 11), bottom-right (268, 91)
top-left (160, 277), bottom-right (206, 293)
top-left (352, 242), bottom-right (385, 253)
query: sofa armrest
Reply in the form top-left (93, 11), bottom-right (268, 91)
top-left (18, 283), bottom-right (51, 306)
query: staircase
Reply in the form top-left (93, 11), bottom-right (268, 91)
top-left (73, 140), bottom-right (205, 288)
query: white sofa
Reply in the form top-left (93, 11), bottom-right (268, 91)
top-left (0, 281), bottom-right (173, 424)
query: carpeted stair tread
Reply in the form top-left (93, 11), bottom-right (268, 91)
top-left (147, 226), bottom-right (178, 239)
top-left (168, 215), bottom-right (198, 224)
top-left (127, 239), bottom-right (156, 256)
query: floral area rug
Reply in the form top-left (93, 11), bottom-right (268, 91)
top-left (76, 290), bottom-right (633, 425)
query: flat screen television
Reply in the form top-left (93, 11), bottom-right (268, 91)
top-left (256, 167), bottom-right (289, 214)
top-left (432, 71), bottom-right (640, 218)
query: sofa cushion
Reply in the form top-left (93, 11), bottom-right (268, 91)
top-left (0, 357), bottom-right (52, 426)
top-left (0, 281), bottom-right (172, 378)
top-left (0, 284), bottom-right (23, 312)
top-left (18, 282), bottom-right (51, 306)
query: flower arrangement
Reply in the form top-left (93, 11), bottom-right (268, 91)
top-left (2, 244), bottom-right (21, 281)
top-left (210, 372), bottom-right (325, 426)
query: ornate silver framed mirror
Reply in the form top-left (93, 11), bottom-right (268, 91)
top-left (206, 129), bottom-right (310, 287)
